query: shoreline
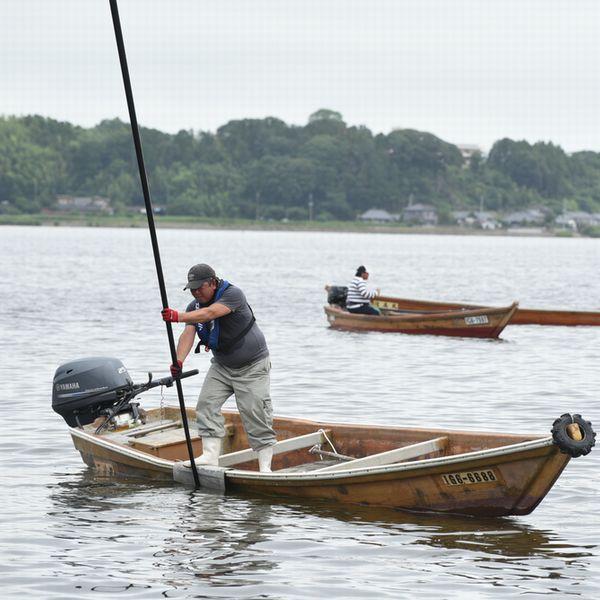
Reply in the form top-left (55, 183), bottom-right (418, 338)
top-left (0, 213), bottom-right (585, 238)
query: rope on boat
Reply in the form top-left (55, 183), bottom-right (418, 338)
top-left (319, 428), bottom-right (338, 454)
top-left (309, 447), bottom-right (354, 462)
top-left (309, 429), bottom-right (354, 461)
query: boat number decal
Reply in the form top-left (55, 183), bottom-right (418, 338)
top-left (441, 469), bottom-right (497, 486)
top-left (464, 315), bottom-right (489, 325)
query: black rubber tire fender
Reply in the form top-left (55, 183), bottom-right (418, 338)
top-left (551, 413), bottom-right (596, 458)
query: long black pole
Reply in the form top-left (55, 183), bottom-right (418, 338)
top-left (108, 0), bottom-right (200, 486)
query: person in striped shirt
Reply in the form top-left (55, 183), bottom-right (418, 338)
top-left (346, 265), bottom-right (381, 315)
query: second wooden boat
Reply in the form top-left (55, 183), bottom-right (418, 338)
top-left (372, 295), bottom-right (600, 326)
top-left (324, 302), bottom-right (518, 338)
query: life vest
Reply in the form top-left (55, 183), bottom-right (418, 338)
top-left (193, 280), bottom-right (255, 353)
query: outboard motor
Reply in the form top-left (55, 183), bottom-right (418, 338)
top-left (52, 357), bottom-right (199, 431)
top-left (52, 357), bottom-right (135, 428)
top-left (327, 285), bottom-right (348, 308)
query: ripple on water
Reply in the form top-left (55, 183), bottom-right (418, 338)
top-left (1, 227), bottom-right (600, 598)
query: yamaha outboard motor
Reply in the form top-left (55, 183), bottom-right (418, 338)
top-left (327, 285), bottom-right (348, 308)
top-left (52, 357), bottom-right (199, 431)
top-left (52, 357), bottom-right (135, 427)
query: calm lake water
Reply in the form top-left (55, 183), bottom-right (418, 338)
top-left (1, 225), bottom-right (599, 598)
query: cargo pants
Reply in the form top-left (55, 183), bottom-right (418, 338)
top-left (196, 356), bottom-right (276, 451)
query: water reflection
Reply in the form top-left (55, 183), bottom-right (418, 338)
top-left (48, 469), bottom-right (591, 566)
top-left (233, 493), bottom-right (590, 561)
top-left (48, 470), bottom-right (280, 589)
top-left (28, 456), bottom-right (595, 598)
top-left (159, 490), bottom-right (281, 586)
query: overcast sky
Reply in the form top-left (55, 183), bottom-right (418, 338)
top-left (2, 0), bottom-right (599, 152)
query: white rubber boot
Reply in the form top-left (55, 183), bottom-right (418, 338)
top-left (197, 437), bottom-right (222, 466)
top-left (257, 446), bottom-right (274, 472)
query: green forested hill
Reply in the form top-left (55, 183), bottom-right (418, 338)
top-left (1, 110), bottom-right (599, 220)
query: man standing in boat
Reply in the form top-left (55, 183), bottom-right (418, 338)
top-left (161, 263), bottom-right (276, 472)
top-left (346, 265), bottom-right (381, 315)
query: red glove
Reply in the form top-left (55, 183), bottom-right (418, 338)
top-left (161, 307), bottom-right (179, 322)
top-left (170, 360), bottom-right (183, 377)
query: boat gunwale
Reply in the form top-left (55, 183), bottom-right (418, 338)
top-left (372, 294), bottom-right (600, 326)
top-left (222, 436), bottom-right (555, 481)
top-left (70, 426), bottom-right (175, 469)
top-left (70, 424), bottom-right (555, 482)
top-left (375, 294), bottom-right (598, 316)
top-left (324, 302), bottom-right (518, 324)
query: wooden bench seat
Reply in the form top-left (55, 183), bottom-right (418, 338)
top-left (129, 423), bottom-right (235, 460)
top-left (314, 436), bottom-right (448, 473)
top-left (183, 429), bottom-right (332, 468)
top-left (124, 420), bottom-right (181, 438)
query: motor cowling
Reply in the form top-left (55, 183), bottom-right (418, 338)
top-left (52, 357), bottom-right (134, 427)
top-left (327, 285), bottom-right (348, 308)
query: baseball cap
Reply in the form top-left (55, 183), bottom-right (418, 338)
top-left (183, 263), bottom-right (216, 290)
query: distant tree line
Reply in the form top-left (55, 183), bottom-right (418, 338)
top-left (1, 110), bottom-right (600, 221)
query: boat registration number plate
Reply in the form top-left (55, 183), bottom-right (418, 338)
top-left (441, 469), bottom-right (498, 486)
top-left (464, 315), bottom-right (489, 325)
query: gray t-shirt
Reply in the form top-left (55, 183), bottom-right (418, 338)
top-left (186, 284), bottom-right (269, 369)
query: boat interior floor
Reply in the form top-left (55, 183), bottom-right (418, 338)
top-left (278, 459), bottom-right (342, 473)
top-left (100, 419), bottom-right (452, 472)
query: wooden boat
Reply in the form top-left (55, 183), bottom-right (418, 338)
top-left (324, 302), bottom-right (518, 338)
top-left (69, 406), bottom-right (595, 517)
top-left (372, 295), bottom-right (600, 326)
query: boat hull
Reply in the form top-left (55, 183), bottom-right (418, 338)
top-left (324, 303), bottom-right (517, 338)
top-left (373, 296), bottom-right (600, 326)
top-left (227, 445), bottom-right (569, 517)
top-left (68, 408), bottom-right (577, 517)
